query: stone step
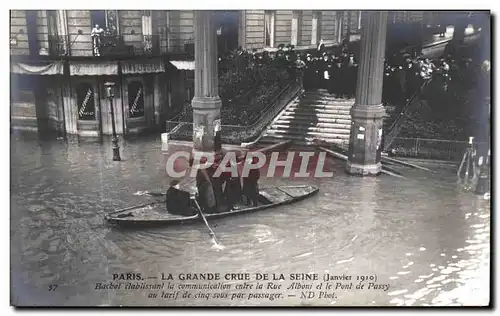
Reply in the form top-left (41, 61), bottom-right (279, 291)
top-left (277, 115), bottom-right (351, 124)
top-left (281, 111), bottom-right (352, 119)
top-left (300, 96), bottom-right (356, 103)
top-left (303, 90), bottom-right (354, 98)
top-left (289, 102), bottom-right (354, 110)
top-left (265, 129), bottom-right (350, 140)
top-left (271, 121), bottom-right (351, 130)
top-left (260, 134), bottom-right (349, 146)
top-left (284, 107), bottom-right (351, 114)
top-left (267, 125), bottom-right (351, 135)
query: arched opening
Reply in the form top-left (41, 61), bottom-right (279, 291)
top-left (76, 83), bottom-right (95, 120)
top-left (214, 11), bottom-right (240, 54)
top-left (128, 81), bottom-right (145, 118)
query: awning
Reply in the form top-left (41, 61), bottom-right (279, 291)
top-left (69, 61), bottom-right (118, 76)
top-left (11, 61), bottom-right (64, 75)
top-left (170, 60), bottom-right (195, 71)
top-left (121, 59), bottom-right (165, 74)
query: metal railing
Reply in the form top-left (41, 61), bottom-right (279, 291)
top-left (92, 34), bottom-right (161, 57)
top-left (383, 79), bottom-right (432, 151)
top-left (165, 78), bottom-right (303, 143)
top-left (386, 137), bottom-right (488, 161)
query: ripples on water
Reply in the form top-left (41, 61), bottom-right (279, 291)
top-left (10, 135), bottom-right (490, 306)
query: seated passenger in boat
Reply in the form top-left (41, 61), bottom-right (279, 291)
top-left (242, 156), bottom-right (261, 207)
top-left (166, 180), bottom-right (196, 216)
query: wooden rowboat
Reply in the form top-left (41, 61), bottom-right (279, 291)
top-left (105, 185), bottom-right (319, 228)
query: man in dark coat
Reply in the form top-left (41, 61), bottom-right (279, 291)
top-left (242, 156), bottom-right (261, 207)
top-left (326, 53), bottom-right (335, 94)
top-left (339, 52), bottom-right (350, 98)
top-left (196, 163), bottom-right (217, 214)
top-left (313, 56), bottom-right (323, 90)
top-left (166, 180), bottom-right (196, 216)
top-left (331, 56), bottom-right (343, 96)
top-left (209, 161), bottom-right (226, 212)
top-left (223, 157), bottom-right (244, 211)
top-left (404, 57), bottom-right (416, 101)
top-left (347, 53), bottom-right (358, 98)
top-left (320, 53), bottom-right (331, 90)
top-left (303, 54), bottom-right (315, 90)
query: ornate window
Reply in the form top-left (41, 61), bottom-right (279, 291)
top-left (76, 83), bottom-right (95, 120)
top-left (128, 81), bottom-right (145, 118)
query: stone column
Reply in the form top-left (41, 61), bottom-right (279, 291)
top-left (192, 10), bottom-right (222, 157)
top-left (345, 11), bottom-right (387, 176)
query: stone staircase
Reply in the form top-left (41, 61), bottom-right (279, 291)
top-left (259, 89), bottom-right (354, 147)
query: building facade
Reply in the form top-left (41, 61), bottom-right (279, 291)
top-left (10, 10), bottom-right (428, 137)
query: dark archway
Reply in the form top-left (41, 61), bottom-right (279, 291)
top-left (214, 11), bottom-right (240, 54)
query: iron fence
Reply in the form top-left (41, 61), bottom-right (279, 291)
top-left (387, 137), bottom-right (488, 161)
top-left (165, 78), bottom-right (303, 144)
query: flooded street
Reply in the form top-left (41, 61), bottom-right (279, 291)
top-left (10, 134), bottom-right (490, 306)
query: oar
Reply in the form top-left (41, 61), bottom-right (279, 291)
top-left (192, 197), bottom-right (221, 246)
top-left (146, 192), bottom-right (165, 198)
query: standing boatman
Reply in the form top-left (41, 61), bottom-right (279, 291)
top-left (242, 156), bottom-right (261, 207)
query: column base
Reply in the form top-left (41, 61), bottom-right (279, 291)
top-left (345, 160), bottom-right (382, 176)
top-left (192, 96), bottom-right (222, 153)
top-left (345, 104), bottom-right (385, 176)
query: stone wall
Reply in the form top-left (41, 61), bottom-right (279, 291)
top-left (168, 10), bottom-right (194, 53)
top-left (67, 10), bottom-right (92, 56)
top-left (120, 10), bottom-right (144, 51)
top-left (10, 10), bottom-right (29, 55)
top-left (244, 10), bottom-right (265, 50)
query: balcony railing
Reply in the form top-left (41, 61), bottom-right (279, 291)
top-left (92, 34), bottom-right (133, 56)
top-left (93, 34), bottom-right (160, 57)
top-left (44, 33), bottom-right (165, 57)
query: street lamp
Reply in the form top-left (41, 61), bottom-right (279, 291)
top-left (104, 82), bottom-right (121, 161)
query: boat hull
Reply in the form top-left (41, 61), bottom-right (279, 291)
top-left (105, 185), bottom-right (319, 228)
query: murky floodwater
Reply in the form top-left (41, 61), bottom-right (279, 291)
top-left (10, 134), bottom-right (490, 306)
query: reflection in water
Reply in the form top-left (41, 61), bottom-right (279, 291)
top-left (10, 135), bottom-right (490, 306)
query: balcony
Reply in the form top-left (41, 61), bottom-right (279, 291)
top-left (93, 34), bottom-right (160, 57)
top-left (46, 33), bottom-right (162, 58)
